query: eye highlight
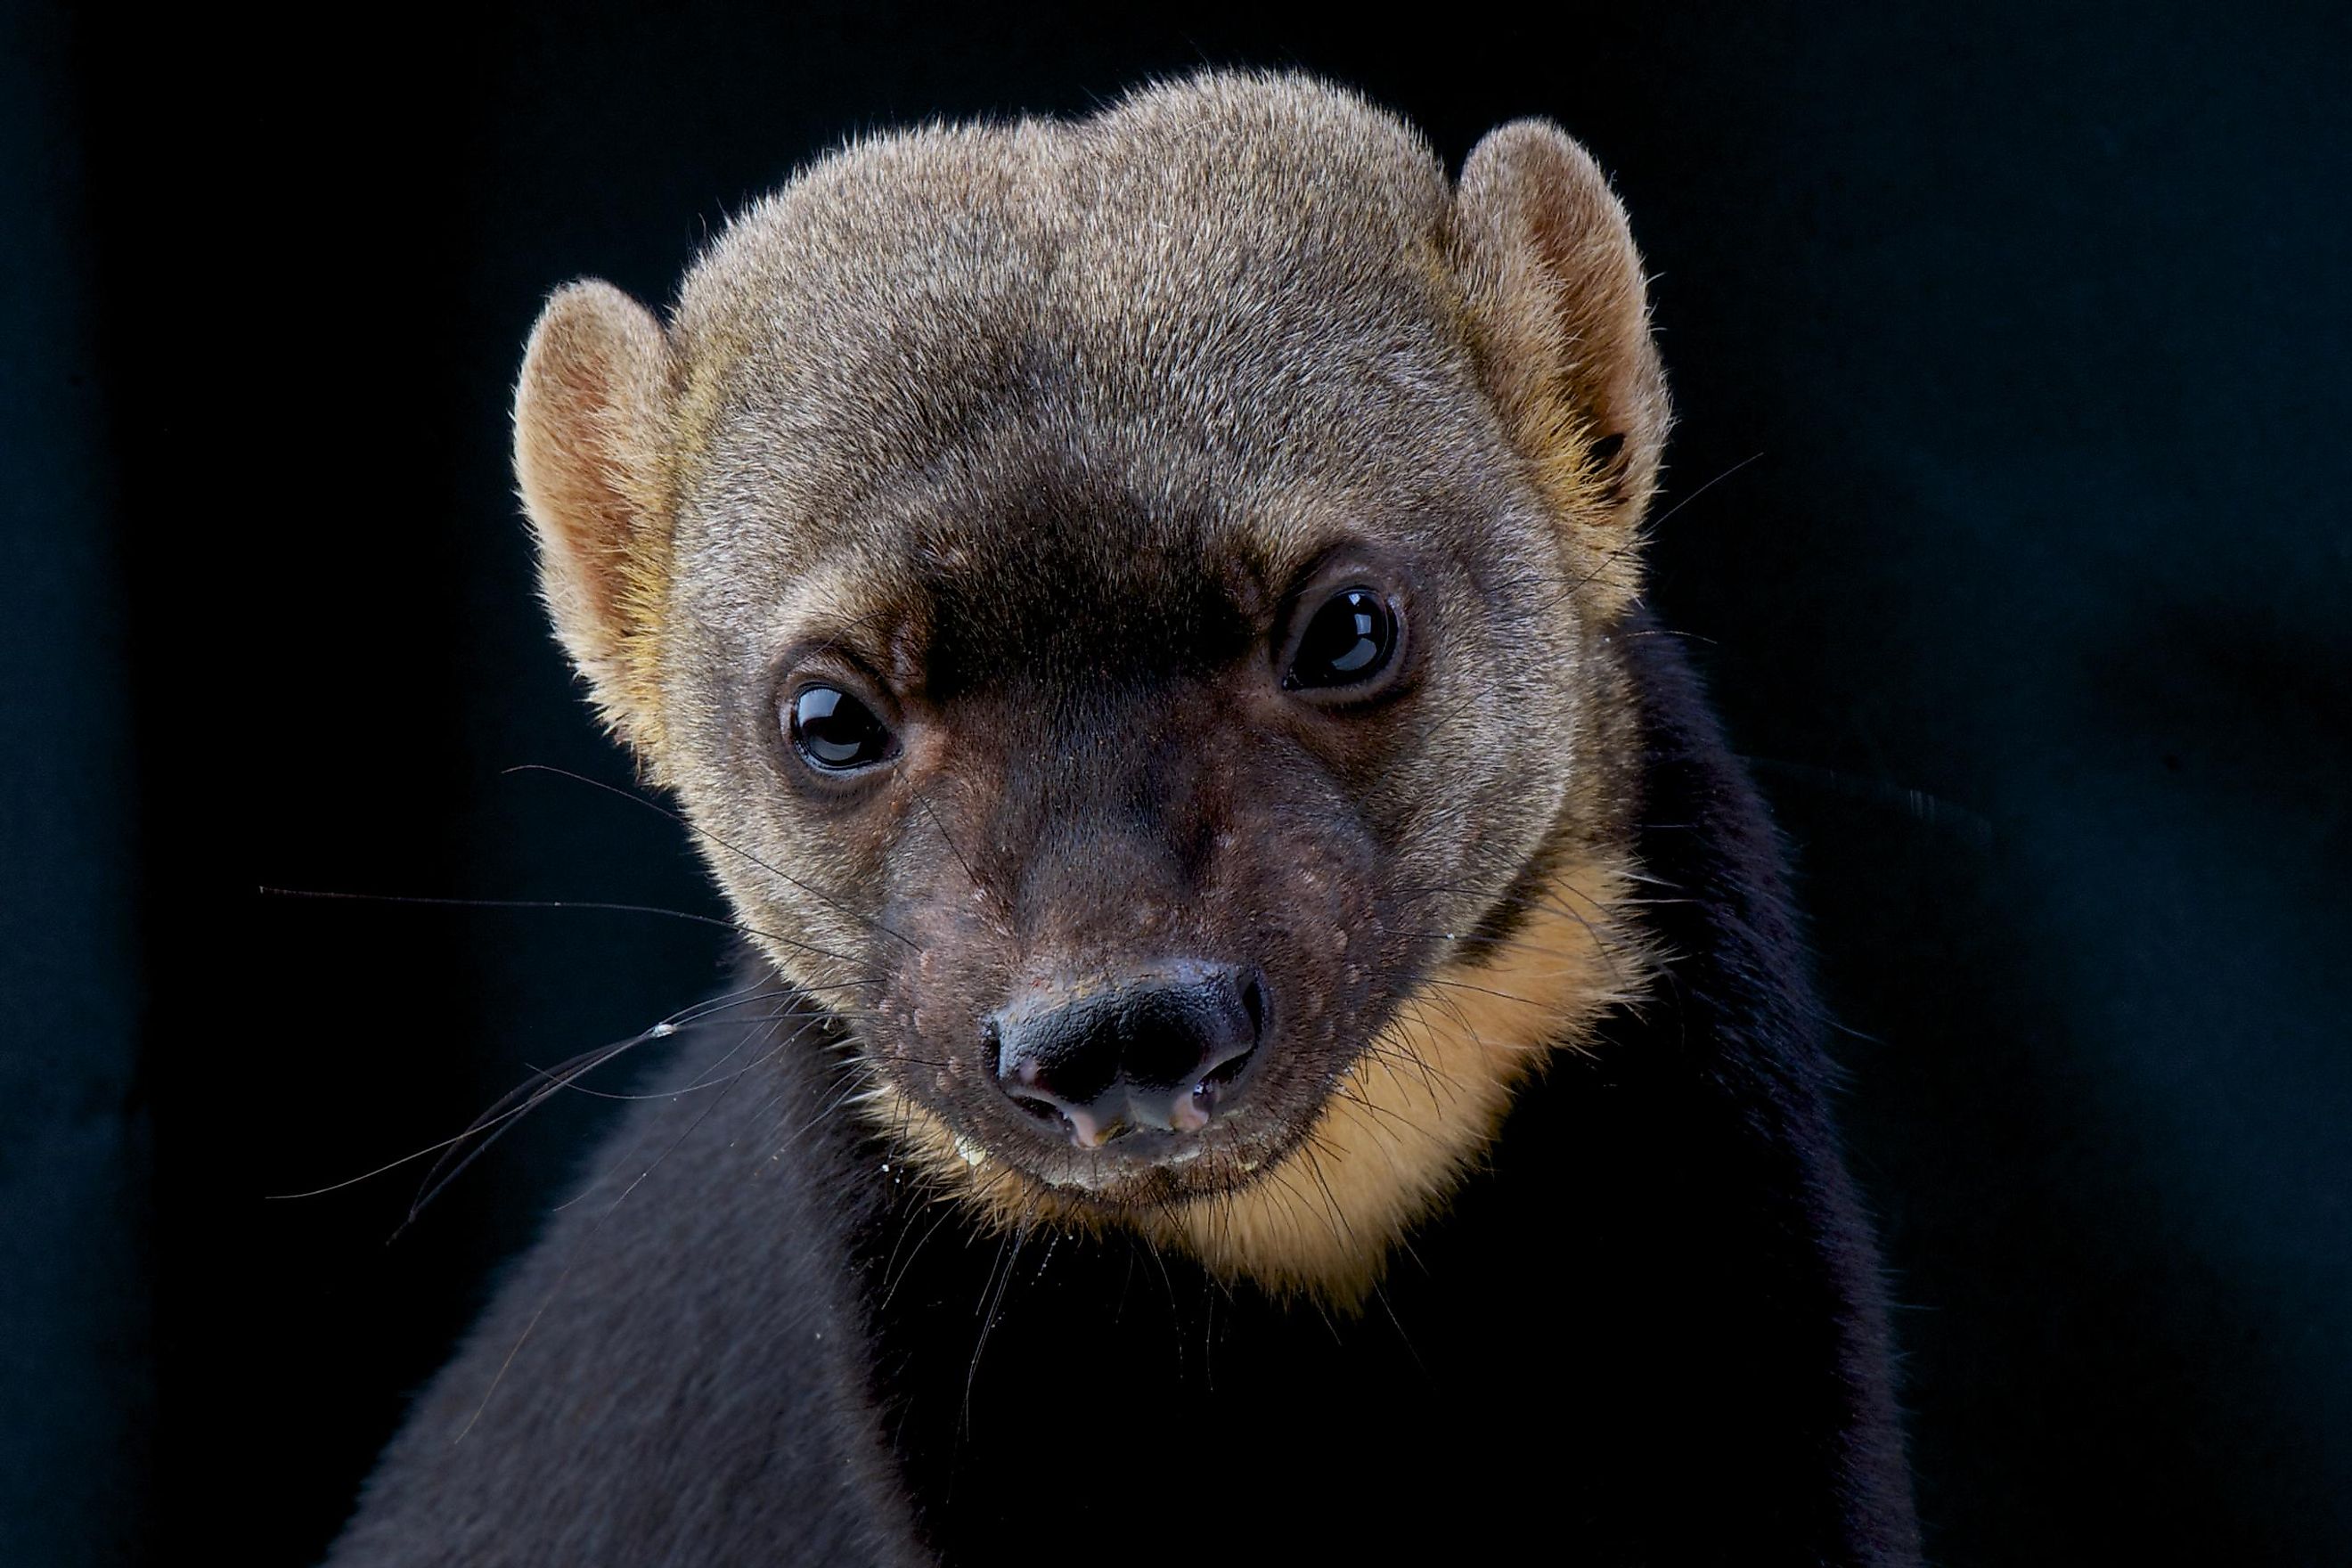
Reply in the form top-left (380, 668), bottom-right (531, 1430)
top-left (787, 683), bottom-right (894, 772)
top-left (1284, 587), bottom-right (1401, 693)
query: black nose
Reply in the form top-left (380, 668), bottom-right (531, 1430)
top-left (988, 962), bottom-right (1266, 1148)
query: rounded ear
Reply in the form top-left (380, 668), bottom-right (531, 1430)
top-left (1453, 122), bottom-right (1670, 618)
top-left (513, 280), bottom-right (675, 763)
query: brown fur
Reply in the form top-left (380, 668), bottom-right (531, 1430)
top-left (510, 71), bottom-right (1671, 1307)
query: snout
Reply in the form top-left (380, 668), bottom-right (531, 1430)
top-left (987, 961), bottom-right (1266, 1148)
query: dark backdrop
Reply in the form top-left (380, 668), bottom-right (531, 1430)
top-left (8, 1), bottom-right (2347, 1561)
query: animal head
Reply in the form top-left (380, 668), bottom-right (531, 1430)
top-left (514, 72), bottom-right (1666, 1304)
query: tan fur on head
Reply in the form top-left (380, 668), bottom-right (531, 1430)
top-left (514, 281), bottom-right (679, 764)
top-left (862, 855), bottom-right (1652, 1311)
top-left (1453, 121), bottom-right (1671, 621)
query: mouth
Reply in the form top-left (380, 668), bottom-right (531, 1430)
top-left (997, 1030), bottom-right (1262, 1150)
top-left (913, 1078), bottom-right (1306, 1209)
top-left (984, 1108), bottom-right (1290, 1201)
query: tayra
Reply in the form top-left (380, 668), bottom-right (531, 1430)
top-left (329, 70), bottom-right (1921, 1567)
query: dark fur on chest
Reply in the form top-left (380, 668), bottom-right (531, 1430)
top-left (324, 624), bottom-right (1918, 1567)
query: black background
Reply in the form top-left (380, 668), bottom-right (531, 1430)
top-left (6, 1), bottom-right (2347, 1562)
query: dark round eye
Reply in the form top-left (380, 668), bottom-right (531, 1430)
top-left (1286, 587), bottom-right (1398, 691)
top-left (788, 684), bottom-right (893, 772)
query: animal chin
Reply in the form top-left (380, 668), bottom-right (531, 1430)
top-left (994, 1113), bottom-right (1297, 1205)
top-left (881, 1080), bottom-right (1304, 1214)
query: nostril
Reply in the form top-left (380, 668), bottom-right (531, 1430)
top-left (1197, 966), bottom-right (1264, 1090)
top-left (1202, 1046), bottom-right (1254, 1090)
top-left (988, 1020), bottom-right (1071, 1132)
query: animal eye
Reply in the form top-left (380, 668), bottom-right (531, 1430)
top-left (1286, 587), bottom-right (1398, 691)
top-left (788, 684), bottom-right (893, 772)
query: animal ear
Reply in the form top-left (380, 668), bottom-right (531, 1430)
top-left (513, 280), bottom-right (676, 764)
top-left (1453, 121), bottom-right (1670, 619)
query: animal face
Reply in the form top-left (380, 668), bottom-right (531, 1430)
top-left (672, 433), bottom-right (1583, 1213)
top-left (512, 73), bottom-right (1670, 1300)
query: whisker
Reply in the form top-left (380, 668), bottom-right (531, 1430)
top-left (1329, 1083), bottom-right (1429, 1143)
top-left (1633, 450), bottom-right (1768, 541)
top-left (530, 999), bottom-right (847, 1102)
top-left (265, 978), bottom-right (790, 1205)
top-left (547, 1009), bottom-right (839, 1215)
top-left (453, 1033), bottom-right (775, 1443)
top-left (963, 1199), bottom-right (1038, 1436)
top-left (261, 1037), bottom-right (633, 1204)
top-left (881, 1198), bottom-right (962, 1312)
top-left (257, 884), bottom-right (866, 968)
top-left (407, 988), bottom-right (840, 1229)
top-left (915, 788), bottom-right (1007, 921)
top-left (503, 764), bottom-right (924, 951)
top-left (1423, 976), bottom-right (1548, 1009)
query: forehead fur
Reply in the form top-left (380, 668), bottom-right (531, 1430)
top-left (665, 75), bottom-right (1500, 581)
